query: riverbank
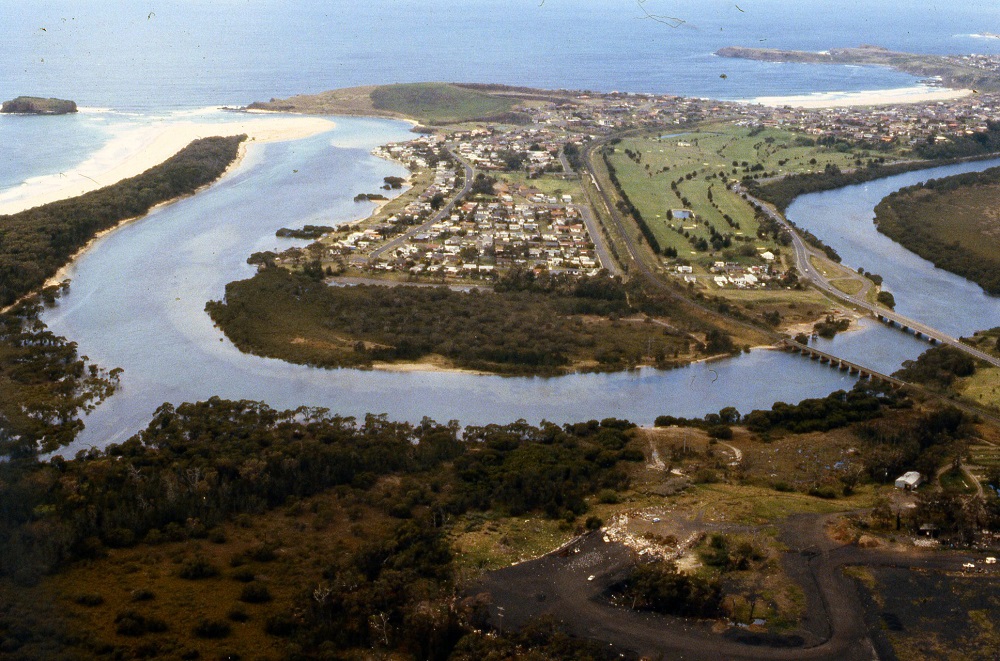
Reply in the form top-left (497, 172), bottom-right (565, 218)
top-left (0, 114), bottom-right (336, 216)
top-left (748, 85), bottom-right (973, 108)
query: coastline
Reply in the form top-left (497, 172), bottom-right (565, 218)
top-left (39, 141), bottom-right (255, 292)
top-left (1, 120), bottom-right (333, 314)
top-left (746, 85), bottom-right (973, 109)
top-left (0, 115), bottom-right (336, 217)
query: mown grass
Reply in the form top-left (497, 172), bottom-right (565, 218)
top-left (830, 278), bottom-right (865, 295)
top-left (605, 125), bottom-right (890, 262)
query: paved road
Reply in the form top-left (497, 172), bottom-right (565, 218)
top-left (368, 145), bottom-right (474, 261)
top-left (576, 203), bottom-right (623, 277)
top-left (475, 512), bottom-right (990, 660)
top-left (736, 184), bottom-right (1000, 369)
top-left (558, 148), bottom-right (573, 174)
top-left (579, 142), bottom-right (791, 344)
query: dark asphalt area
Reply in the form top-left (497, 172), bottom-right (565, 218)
top-left (471, 513), bottom-right (988, 660)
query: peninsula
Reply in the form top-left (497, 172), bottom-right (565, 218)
top-left (1, 95), bottom-right (77, 114)
top-left (716, 45), bottom-right (1000, 92)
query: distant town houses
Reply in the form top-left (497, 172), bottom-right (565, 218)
top-left (280, 69), bottom-right (1000, 284)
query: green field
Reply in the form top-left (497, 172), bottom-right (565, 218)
top-left (248, 82), bottom-right (516, 125)
top-left (370, 83), bottom-right (515, 124)
top-left (497, 171), bottom-right (585, 201)
top-left (606, 125), bottom-right (897, 265)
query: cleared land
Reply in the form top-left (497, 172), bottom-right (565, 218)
top-left (247, 82), bottom-right (516, 125)
top-left (604, 125), bottom-right (903, 264)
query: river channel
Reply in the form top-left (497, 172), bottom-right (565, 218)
top-left (36, 118), bottom-right (994, 452)
top-left (786, 158), bottom-right (1000, 338)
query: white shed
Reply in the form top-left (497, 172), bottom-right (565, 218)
top-left (894, 471), bottom-right (923, 490)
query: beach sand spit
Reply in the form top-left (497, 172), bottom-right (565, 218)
top-left (0, 115), bottom-right (335, 216)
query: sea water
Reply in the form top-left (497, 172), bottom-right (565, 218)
top-left (2, 0), bottom-right (999, 111)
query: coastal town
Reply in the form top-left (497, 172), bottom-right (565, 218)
top-left (269, 66), bottom-right (1000, 291)
top-left (7, 2), bottom-right (1000, 655)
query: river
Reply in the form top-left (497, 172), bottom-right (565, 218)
top-left (786, 158), bottom-right (1000, 338)
top-left (35, 121), bottom-right (1000, 454)
top-left (37, 116), bottom-right (893, 453)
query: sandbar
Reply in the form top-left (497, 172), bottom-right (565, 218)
top-left (0, 115), bottom-right (336, 216)
top-left (747, 85), bottom-right (973, 109)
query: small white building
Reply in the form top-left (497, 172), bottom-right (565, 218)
top-left (894, 471), bottom-right (923, 490)
top-left (760, 251), bottom-right (775, 262)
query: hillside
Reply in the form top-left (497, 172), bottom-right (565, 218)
top-left (246, 82), bottom-right (519, 125)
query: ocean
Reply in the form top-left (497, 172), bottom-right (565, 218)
top-left (1, 0), bottom-right (999, 110)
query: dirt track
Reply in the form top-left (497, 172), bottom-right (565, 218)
top-left (473, 513), bottom-right (987, 660)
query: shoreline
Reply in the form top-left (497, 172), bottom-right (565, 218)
top-left (0, 115), bottom-right (336, 217)
top-left (39, 141), bottom-right (254, 292)
top-left (745, 85), bottom-right (973, 109)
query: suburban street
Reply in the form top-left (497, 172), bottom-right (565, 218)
top-left (368, 145), bottom-right (475, 261)
top-left (576, 203), bottom-right (622, 277)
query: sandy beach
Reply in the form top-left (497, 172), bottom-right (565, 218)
top-left (748, 85), bottom-right (973, 109)
top-left (0, 114), bottom-right (336, 216)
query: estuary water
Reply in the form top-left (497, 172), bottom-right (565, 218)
top-left (5, 0), bottom-right (1000, 448)
top-left (786, 159), bottom-right (1000, 338)
top-left (39, 116), bottom-right (872, 452)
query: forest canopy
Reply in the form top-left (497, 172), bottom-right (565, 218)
top-left (0, 135), bottom-right (245, 307)
top-left (206, 267), bottom-right (731, 376)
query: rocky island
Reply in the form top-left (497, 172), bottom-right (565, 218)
top-left (1, 95), bottom-right (78, 114)
top-left (716, 45), bottom-right (1000, 91)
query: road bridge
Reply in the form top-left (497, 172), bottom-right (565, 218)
top-left (736, 185), bottom-right (1000, 370)
top-left (775, 339), bottom-right (905, 386)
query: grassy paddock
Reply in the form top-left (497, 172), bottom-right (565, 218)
top-left (605, 125), bottom-right (896, 263)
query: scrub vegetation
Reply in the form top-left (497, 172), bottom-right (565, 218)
top-left (873, 165), bottom-right (1000, 295)
top-left (0, 135), bottom-right (245, 308)
top-left (206, 267), bottom-right (737, 375)
top-left (0, 399), bottom-right (641, 659)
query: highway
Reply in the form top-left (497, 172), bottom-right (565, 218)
top-left (736, 184), bottom-right (1000, 369)
top-left (576, 204), bottom-right (622, 277)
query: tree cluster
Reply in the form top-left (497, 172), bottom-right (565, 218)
top-left (893, 345), bottom-right (977, 388)
top-left (0, 296), bottom-right (121, 457)
top-left (743, 384), bottom-right (904, 435)
top-left (207, 268), bottom-right (702, 376)
top-left (0, 135), bottom-right (245, 307)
